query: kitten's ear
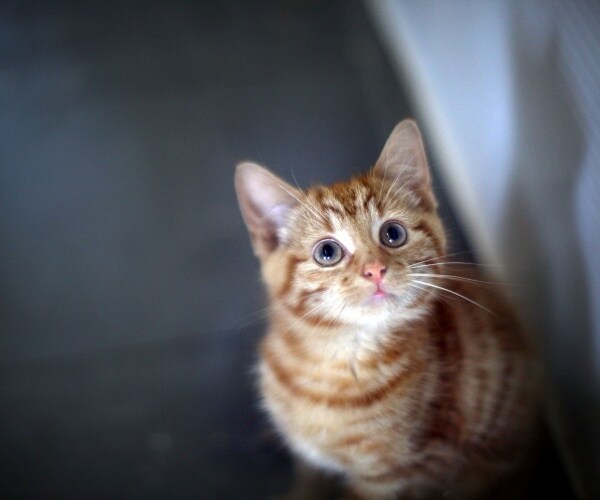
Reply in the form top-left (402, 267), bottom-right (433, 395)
top-left (235, 162), bottom-right (299, 257)
top-left (373, 119), bottom-right (436, 210)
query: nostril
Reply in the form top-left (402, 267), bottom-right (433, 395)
top-left (362, 262), bottom-right (387, 281)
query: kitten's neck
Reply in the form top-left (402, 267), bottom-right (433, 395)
top-left (271, 301), bottom-right (432, 365)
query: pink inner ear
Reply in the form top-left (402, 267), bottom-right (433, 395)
top-left (269, 204), bottom-right (293, 228)
top-left (235, 162), bottom-right (300, 256)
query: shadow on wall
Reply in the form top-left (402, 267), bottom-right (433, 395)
top-left (500, 10), bottom-right (595, 499)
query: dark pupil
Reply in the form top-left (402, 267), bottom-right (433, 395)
top-left (321, 243), bottom-right (335, 260)
top-left (386, 225), bottom-right (400, 242)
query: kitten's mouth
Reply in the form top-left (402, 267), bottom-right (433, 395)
top-left (367, 284), bottom-right (393, 303)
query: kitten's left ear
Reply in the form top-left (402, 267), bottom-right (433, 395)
top-left (234, 162), bottom-right (299, 258)
top-left (373, 119), bottom-right (437, 210)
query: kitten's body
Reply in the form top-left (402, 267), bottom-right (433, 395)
top-left (235, 120), bottom-right (540, 499)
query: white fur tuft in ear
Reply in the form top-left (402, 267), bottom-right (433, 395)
top-left (234, 162), bottom-right (299, 257)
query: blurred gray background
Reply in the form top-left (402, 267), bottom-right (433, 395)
top-left (0, 1), bottom-right (418, 497)
top-left (0, 0), bottom-right (412, 362)
top-left (0, 0), bottom-right (577, 498)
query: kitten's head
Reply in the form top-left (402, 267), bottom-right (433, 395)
top-left (235, 120), bottom-right (446, 329)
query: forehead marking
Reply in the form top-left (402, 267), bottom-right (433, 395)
top-left (334, 230), bottom-right (355, 255)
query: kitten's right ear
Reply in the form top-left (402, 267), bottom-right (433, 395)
top-left (234, 162), bottom-right (299, 257)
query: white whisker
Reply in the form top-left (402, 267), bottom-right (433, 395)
top-left (286, 300), bottom-right (326, 330)
top-left (407, 273), bottom-right (504, 286)
top-left (382, 152), bottom-right (417, 210)
top-left (227, 305), bottom-right (273, 330)
top-left (274, 179), bottom-right (326, 224)
top-left (408, 251), bottom-right (471, 268)
top-left (381, 154), bottom-right (418, 208)
top-left (289, 168), bottom-right (328, 224)
top-left (408, 261), bottom-right (499, 270)
top-left (411, 279), bottom-right (502, 320)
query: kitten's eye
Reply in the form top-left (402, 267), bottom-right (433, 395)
top-left (313, 239), bottom-right (344, 267)
top-left (379, 221), bottom-right (408, 248)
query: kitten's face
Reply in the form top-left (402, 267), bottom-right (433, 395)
top-left (235, 119), bottom-right (446, 329)
top-left (266, 174), bottom-right (446, 328)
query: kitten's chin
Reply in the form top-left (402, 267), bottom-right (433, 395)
top-left (365, 292), bottom-right (394, 307)
top-left (360, 283), bottom-right (410, 307)
top-left (328, 284), bottom-right (430, 327)
top-left (344, 299), bottom-right (424, 329)
top-left (351, 285), bottom-right (429, 321)
top-left (340, 293), bottom-right (398, 324)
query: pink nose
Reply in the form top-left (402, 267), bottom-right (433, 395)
top-left (362, 261), bottom-right (387, 283)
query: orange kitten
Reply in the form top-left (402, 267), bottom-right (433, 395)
top-left (235, 120), bottom-right (540, 499)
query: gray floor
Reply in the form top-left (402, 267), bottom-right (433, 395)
top-left (0, 1), bottom-right (570, 498)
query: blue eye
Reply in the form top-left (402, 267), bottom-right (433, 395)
top-left (379, 221), bottom-right (407, 248)
top-left (313, 239), bottom-right (344, 267)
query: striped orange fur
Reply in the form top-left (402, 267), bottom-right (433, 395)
top-left (235, 120), bottom-right (540, 499)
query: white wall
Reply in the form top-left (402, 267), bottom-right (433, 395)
top-left (365, 0), bottom-right (599, 497)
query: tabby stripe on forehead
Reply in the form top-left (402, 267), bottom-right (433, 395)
top-left (263, 343), bottom-right (425, 408)
top-left (423, 299), bottom-right (464, 445)
top-left (321, 203), bottom-right (345, 218)
top-left (349, 186), bottom-right (368, 216)
top-left (312, 189), bottom-right (340, 215)
top-left (362, 190), bottom-right (374, 210)
top-left (343, 201), bottom-right (357, 217)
